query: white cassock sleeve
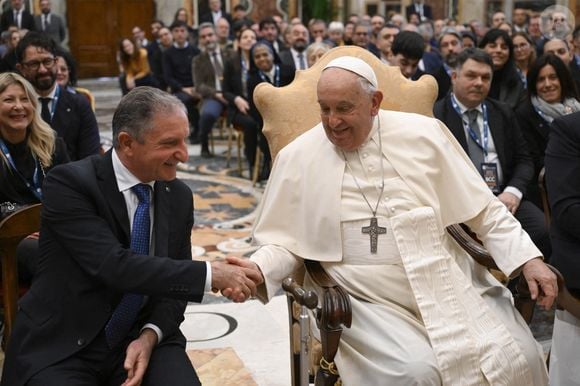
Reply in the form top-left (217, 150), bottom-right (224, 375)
top-left (251, 245), bottom-right (303, 302)
top-left (463, 197), bottom-right (542, 277)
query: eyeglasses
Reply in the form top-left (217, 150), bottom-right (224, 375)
top-left (21, 57), bottom-right (56, 71)
top-left (514, 43), bottom-right (530, 50)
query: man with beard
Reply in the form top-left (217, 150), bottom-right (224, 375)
top-left (279, 23), bottom-right (310, 71)
top-left (192, 22), bottom-right (235, 157)
top-left (16, 32), bottom-right (99, 161)
top-left (430, 28), bottom-right (463, 100)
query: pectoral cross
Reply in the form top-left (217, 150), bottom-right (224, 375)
top-left (362, 217), bottom-right (387, 254)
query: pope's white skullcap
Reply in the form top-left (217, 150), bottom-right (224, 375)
top-left (323, 56), bottom-right (378, 88)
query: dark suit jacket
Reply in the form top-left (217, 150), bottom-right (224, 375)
top-left (192, 48), bottom-right (235, 99)
top-left (278, 49), bottom-right (296, 71)
top-left (34, 13), bottom-right (66, 43)
top-left (247, 64), bottom-right (295, 126)
top-left (569, 59), bottom-right (580, 96)
top-left (50, 85), bottom-right (100, 161)
top-left (199, 10), bottom-right (233, 26)
top-left (434, 95), bottom-right (534, 194)
top-left (0, 8), bottom-right (35, 32)
top-left (430, 64), bottom-right (451, 101)
top-left (405, 3), bottom-right (433, 20)
top-left (1, 151), bottom-right (207, 386)
top-left (515, 100), bottom-right (549, 207)
top-left (545, 111), bottom-right (580, 293)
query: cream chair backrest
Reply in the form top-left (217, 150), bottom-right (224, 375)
top-left (253, 45), bottom-right (438, 160)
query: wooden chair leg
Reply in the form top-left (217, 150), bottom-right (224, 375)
top-left (252, 148), bottom-right (262, 186)
top-left (237, 131), bottom-right (243, 177)
top-left (1, 239), bottom-right (19, 349)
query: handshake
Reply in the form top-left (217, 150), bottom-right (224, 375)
top-left (210, 256), bottom-right (264, 302)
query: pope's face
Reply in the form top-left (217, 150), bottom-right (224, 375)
top-left (317, 68), bottom-right (382, 152)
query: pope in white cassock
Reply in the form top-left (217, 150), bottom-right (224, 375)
top-left (239, 56), bottom-right (557, 385)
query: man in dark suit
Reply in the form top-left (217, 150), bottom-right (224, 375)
top-left (434, 48), bottom-right (551, 259)
top-left (430, 28), bottom-right (463, 100)
top-left (199, 0), bottom-right (232, 27)
top-left (0, 0), bottom-right (35, 32)
top-left (192, 22), bottom-right (234, 157)
top-left (16, 32), bottom-right (100, 161)
top-left (405, 0), bottom-right (432, 22)
top-left (1, 87), bottom-right (261, 386)
top-left (545, 111), bottom-right (580, 383)
top-left (258, 16), bottom-right (287, 54)
top-left (33, 0), bottom-right (66, 45)
top-left (278, 23), bottom-right (310, 72)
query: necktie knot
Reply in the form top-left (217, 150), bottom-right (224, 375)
top-left (466, 109), bottom-right (478, 124)
top-left (131, 183), bottom-right (150, 205)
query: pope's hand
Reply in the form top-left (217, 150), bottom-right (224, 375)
top-left (210, 258), bottom-right (263, 302)
top-left (522, 257), bottom-right (558, 309)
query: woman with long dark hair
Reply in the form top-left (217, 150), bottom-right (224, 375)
top-left (516, 54), bottom-right (580, 206)
top-left (222, 28), bottom-right (261, 178)
top-left (479, 28), bottom-right (526, 109)
top-left (118, 38), bottom-right (157, 95)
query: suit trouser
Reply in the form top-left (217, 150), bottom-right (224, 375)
top-left (174, 91), bottom-right (200, 138)
top-left (514, 199), bottom-right (551, 260)
top-left (26, 330), bottom-right (200, 386)
top-left (199, 98), bottom-right (225, 150)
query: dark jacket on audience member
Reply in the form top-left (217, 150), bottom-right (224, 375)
top-left (50, 86), bottom-right (100, 161)
top-left (162, 44), bottom-right (200, 93)
top-left (545, 111), bottom-right (580, 294)
top-left (434, 95), bottom-right (534, 194)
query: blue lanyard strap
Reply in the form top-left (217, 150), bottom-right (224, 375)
top-left (258, 65), bottom-right (280, 87)
top-left (47, 85), bottom-right (61, 121)
top-left (443, 63), bottom-right (452, 78)
top-left (450, 94), bottom-right (490, 156)
top-left (0, 138), bottom-right (43, 200)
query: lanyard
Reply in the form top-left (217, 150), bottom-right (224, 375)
top-left (258, 65), bottom-right (280, 87)
top-left (515, 67), bottom-right (527, 89)
top-left (0, 138), bottom-right (43, 200)
top-left (450, 94), bottom-right (490, 156)
top-left (47, 85), bottom-right (61, 121)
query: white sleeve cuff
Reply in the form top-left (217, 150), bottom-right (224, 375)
top-left (141, 323), bottom-right (163, 343)
top-left (204, 261), bottom-right (212, 292)
top-left (503, 186), bottom-right (523, 200)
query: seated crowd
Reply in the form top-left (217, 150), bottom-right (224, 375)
top-left (1, 0), bottom-right (580, 385)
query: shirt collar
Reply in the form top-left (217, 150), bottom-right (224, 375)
top-left (173, 41), bottom-right (189, 49)
top-left (451, 93), bottom-right (483, 115)
top-left (40, 84), bottom-right (58, 100)
top-left (112, 148), bottom-right (155, 193)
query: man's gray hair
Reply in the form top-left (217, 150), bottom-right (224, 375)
top-left (198, 22), bottom-right (215, 32)
top-left (112, 87), bottom-right (186, 148)
top-left (358, 77), bottom-right (377, 96)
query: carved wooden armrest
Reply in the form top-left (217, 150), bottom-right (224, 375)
top-left (304, 259), bottom-right (351, 386)
top-left (446, 223), bottom-right (535, 324)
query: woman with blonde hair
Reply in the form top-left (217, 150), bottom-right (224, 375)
top-left (0, 72), bottom-right (69, 282)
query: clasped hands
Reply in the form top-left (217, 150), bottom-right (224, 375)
top-left (210, 256), bottom-right (264, 302)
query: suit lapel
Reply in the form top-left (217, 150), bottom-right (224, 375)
top-left (485, 102), bottom-right (506, 169)
top-left (445, 96), bottom-right (469, 152)
top-left (153, 181), bottom-right (169, 257)
top-left (96, 151), bottom-right (130, 244)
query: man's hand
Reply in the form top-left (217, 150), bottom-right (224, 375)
top-left (234, 96), bottom-right (250, 114)
top-left (121, 329), bottom-right (157, 386)
top-left (522, 257), bottom-right (558, 310)
top-left (497, 192), bottom-right (521, 214)
top-left (211, 257), bottom-right (263, 302)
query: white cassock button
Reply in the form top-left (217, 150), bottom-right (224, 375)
top-left (362, 152), bottom-right (369, 158)
top-left (390, 207), bottom-right (396, 212)
top-left (384, 196), bottom-right (389, 201)
top-left (368, 165), bottom-right (375, 172)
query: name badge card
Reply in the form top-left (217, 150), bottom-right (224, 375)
top-left (481, 163), bottom-right (499, 194)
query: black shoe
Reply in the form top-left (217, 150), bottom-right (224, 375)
top-left (201, 149), bottom-right (214, 158)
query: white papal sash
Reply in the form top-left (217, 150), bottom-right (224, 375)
top-left (390, 207), bottom-right (533, 385)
